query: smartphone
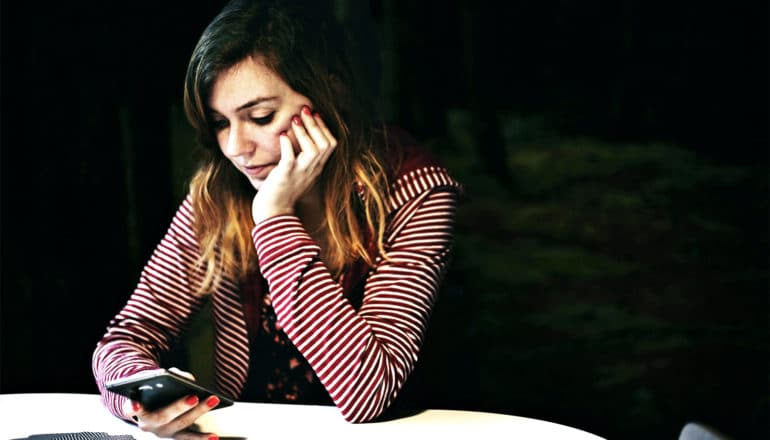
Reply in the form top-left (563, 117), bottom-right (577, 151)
top-left (105, 369), bottom-right (234, 412)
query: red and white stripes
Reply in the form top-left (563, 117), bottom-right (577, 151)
top-left (92, 165), bottom-right (460, 423)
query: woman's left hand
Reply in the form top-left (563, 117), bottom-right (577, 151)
top-left (251, 106), bottom-right (337, 225)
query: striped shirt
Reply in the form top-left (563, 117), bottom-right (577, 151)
top-left (92, 146), bottom-right (461, 423)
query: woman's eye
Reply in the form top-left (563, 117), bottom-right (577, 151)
top-left (212, 119), bottom-right (229, 132)
top-left (250, 113), bottom-right (274, 126)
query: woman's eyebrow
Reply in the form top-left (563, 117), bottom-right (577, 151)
top-left (236, 96), bottom-right (278, 111)
top-left (208, 96), bottom-right (279, 117)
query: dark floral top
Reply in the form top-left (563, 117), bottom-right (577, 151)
top-left (239, 256), bottom-right (371, 405)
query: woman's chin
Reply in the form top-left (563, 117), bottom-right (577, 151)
top-left (248, 177), bottom-right (265, 190)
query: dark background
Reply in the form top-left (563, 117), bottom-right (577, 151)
top-left (1, 1), bottom-right (767, 439)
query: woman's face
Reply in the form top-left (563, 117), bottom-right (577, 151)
top-left (208, 55), bottom-right (312, 190)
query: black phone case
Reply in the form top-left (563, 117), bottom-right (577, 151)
top-left (105, 371), bottom-right (234, 412)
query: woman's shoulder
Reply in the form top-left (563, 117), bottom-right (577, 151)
top-left (381, 125), bottom-right (463, 212)
top-left (382, 125), bottom-right (440, 175)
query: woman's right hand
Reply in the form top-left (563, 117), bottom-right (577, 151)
top-left (122, 368), bottom-right (221, 439)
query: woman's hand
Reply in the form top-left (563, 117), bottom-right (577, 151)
top-left (123, 368), bottom-right (221, 439)
top-left (251, 106), bottom-right (337, 225)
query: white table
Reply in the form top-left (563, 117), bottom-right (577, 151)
top-left (0, 393), bottom-right (605, 439)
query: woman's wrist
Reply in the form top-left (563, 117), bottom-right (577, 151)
top-left (251, 198), bottom-right (294, 225)
top-left (252, 209), bottom-right (294, 226)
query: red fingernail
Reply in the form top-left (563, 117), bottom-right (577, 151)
top-left (280, 131), bottom-right (288, 137)
top-left (292, 115), bottom-right (302, 125)
top-left (132, 401), bottom-right (140, 412)
top-left (206, 396), bottom-right (220, 408)
top-left (302, 106), bottom-right (312, 115)
top-left (209, 436), bottom-right (219, 440)
top-left (185, 395), bottom-right (199, 406)
top-left (313, 112), bottom-right (321, 118)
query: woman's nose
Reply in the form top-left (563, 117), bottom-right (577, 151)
top-left (222, 123), bottom-right (255, 158)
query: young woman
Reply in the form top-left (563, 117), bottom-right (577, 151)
top-left (92, 0), bottom-right (461, 437)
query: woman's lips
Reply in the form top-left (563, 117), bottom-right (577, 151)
top-left (243, 163), bottom-right (275, 179)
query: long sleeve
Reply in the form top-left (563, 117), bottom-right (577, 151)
top-left (92, 197), bottom-right (206, 420)
top-left (251, 187), bottom-right (458, 423)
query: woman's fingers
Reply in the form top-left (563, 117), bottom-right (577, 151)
top-left (123, 398), bottom-right (142, 422)
top-left (130, 394), bottom-right (220, 437)
top-left (299, 107), bottom-right (333, 151)
top-left (291, 114), bottom-right (319, 161)
top-left (135, 395), bottom-right (195, 429)
top-left (290, 107), bottom-right (337, 169)
top-left (310, 110), bottom-right (337, 151)
top-left (173, 430), bottom-right (219, 440)
top-left (277, 131), bottom-right (296, 169)
top-left (158, 395), bottom-right (220, 438)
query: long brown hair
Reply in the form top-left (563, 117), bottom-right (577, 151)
top-left (183, 0), bottom-right (391, 294)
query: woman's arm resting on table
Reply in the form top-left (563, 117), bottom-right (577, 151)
top-left (252, 188), bottom-right (458, 422)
